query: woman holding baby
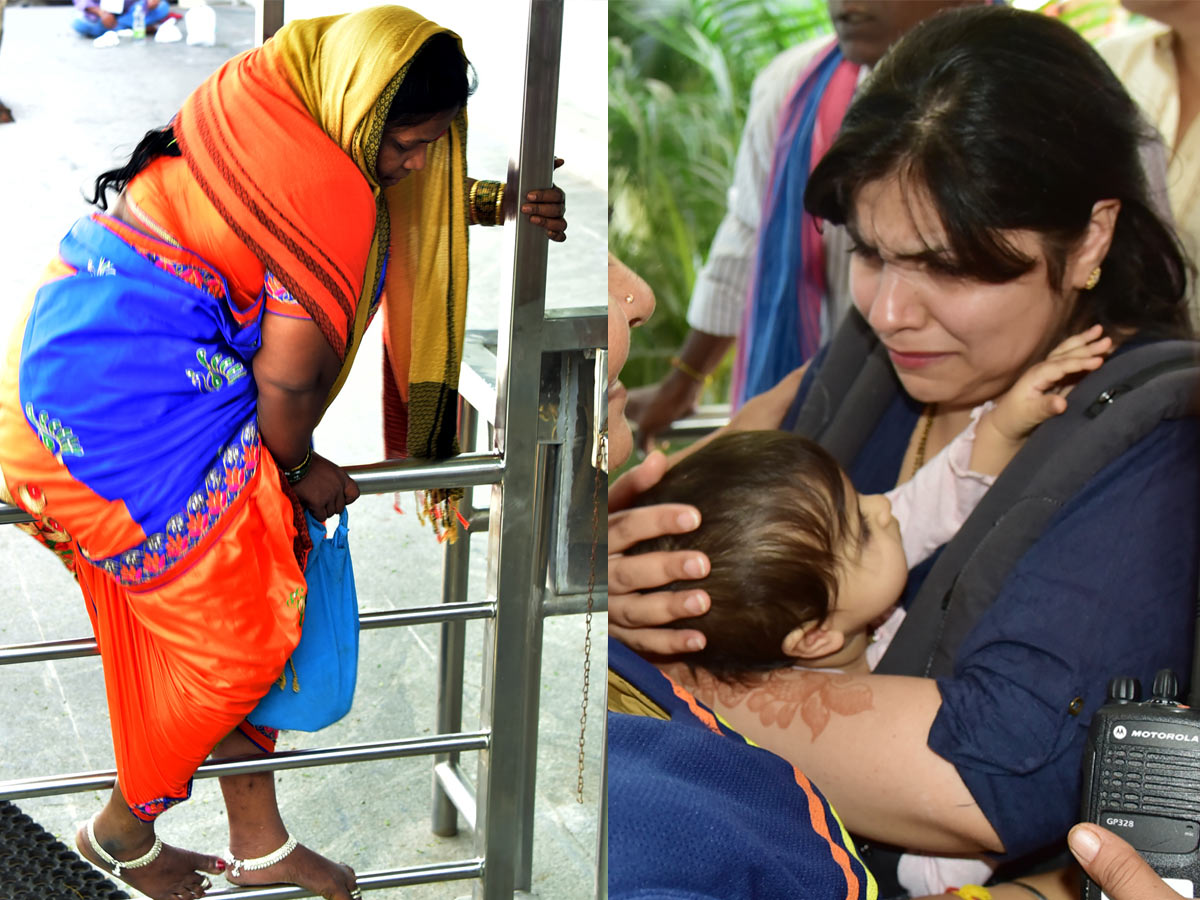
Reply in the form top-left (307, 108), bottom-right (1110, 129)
top-left (609, 6), bottom-right (1199, 897)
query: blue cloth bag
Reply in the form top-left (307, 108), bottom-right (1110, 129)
top-left (248, 509), bottom-right (359, 732)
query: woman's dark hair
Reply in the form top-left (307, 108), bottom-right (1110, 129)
top-left (88, 32), bottom-right (476, 210)
top-left (384, 32), bottom-right (476, 127)
top-left (629, 431), bottom-right (852, 684)
top-left (88, 126), bottom-right (180, 211)
top-left (805, 5), bottom-right (1193, 339)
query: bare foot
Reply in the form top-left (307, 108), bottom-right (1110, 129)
top-left (212, 728), bottom-right (357, 898)
top-left (76, 821), bottom-right (225, 899)
top-left (226, 838), bottom-right (358, 899)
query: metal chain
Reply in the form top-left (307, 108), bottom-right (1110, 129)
top-left (576, 431), bottom-right (605, 803)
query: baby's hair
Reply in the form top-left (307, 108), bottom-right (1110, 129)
top-left (630, 431), bottom-right (852, 683)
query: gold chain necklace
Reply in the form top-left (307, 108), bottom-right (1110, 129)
top-left (911, 404), bottom-right (936, 479)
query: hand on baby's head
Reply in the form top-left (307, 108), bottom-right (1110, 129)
top-left (628, 431), bottom-right (855, 680)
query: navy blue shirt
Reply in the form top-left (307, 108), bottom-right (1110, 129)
top-left (790, 355), bottom-right (1200, 857)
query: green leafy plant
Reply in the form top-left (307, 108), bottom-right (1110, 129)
top-left (609, 0), bottom-right (831, 394)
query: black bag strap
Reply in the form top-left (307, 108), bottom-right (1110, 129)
top-left (872, 339), bottom-right (1200, 677)
top-left (787, 310), bottom-right (901, 470)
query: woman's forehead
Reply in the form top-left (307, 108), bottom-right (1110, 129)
top-left (850, 174), bottom-right (949, 257)
top-left (847, 169), bottom-right (1053, 288)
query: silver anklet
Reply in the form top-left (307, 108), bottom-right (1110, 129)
top-left (86, 816), bottom-right (163, 877)
top-left (226, 832), bottom-right (298, 877)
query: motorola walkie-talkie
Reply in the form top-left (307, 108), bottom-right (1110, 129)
top-left (1080, 669), bottom-right (1200, 900)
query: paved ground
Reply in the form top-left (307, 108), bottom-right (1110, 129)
top-left (0, 2), bottom-right (606, 898)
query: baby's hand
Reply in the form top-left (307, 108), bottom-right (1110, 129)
top-left (991, 325), bottom-right (1113, 441)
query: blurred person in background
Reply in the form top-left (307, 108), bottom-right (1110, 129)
top-left (627, 0), bottom-right (979, 449)
top-left (1099, 0), bottom-right (1200, 323)
top-left (72, 0), bottom-right (170, 39)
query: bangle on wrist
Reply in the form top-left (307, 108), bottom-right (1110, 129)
top-left (669, 355), bottom-right (712, 386)
top-left (471, 180), bottom-right (504, 226)
top-left (468, 180), bottom-right (480, 226)
top-left (282, 447), bottom-right (312, 485)
top-left (1009, 881), bottom-right (1048, 900)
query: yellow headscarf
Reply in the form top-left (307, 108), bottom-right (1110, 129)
top-left (272, 7), bottom-right (470, 452)
top-left (176, 5), bottom-right (469, 457)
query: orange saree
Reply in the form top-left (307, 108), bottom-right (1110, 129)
top-left (0, 6), bottom-right (468, 820)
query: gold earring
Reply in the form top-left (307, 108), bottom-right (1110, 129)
top-left (1084, 267), bottom-right (1101, 291)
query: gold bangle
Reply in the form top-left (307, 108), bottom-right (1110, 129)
top-left (481, 182), bottom-right (498, 226)
top-left (495, 183), bottom-right (505, 225)
top-left (471, 180), bottom-right (503, 226)
top-left (954, 886), bottom-right (993, 900)
top-left (468, 180), bottom-right (480, 226)
top-left (669, 356), bottom-right (712, 386)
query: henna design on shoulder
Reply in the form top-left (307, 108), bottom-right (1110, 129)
top-left (744, 670), bottom-right (874, 740)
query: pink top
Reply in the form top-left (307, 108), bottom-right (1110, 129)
top-left (865, 403), bottom-right (995, 670)
top-left (864, 402), bottom-right (999, 895)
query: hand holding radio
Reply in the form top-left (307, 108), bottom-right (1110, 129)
top-left (1070, 822), bottom-right (1183, 900)
top-left (1079, 670), bottom-right (1199, 900)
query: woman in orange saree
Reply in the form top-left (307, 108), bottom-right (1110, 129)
top-left (0, 7), bottom-right (565, 899)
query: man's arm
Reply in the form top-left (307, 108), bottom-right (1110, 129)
top-left (74, 0), bottom-right (114, 24)
top-left (629, 41), bottom-right (827, 448)
top-left (685, 42), bottom-right (817, 337)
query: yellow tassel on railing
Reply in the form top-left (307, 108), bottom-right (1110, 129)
top-left (415, 488), bottom-right (468, 544)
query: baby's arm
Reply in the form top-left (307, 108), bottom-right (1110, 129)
top-left (885, 330), bottom-right (1110, 568)
top-left (970, 325), bottom-right (1111, 476)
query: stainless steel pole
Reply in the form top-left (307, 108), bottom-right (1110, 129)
top-left (432, 399), bottom-right (478, 836)
top-left (473, 1), bottom-right (563, 896)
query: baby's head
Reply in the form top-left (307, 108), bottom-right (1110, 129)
top-left (630, 431), bottom-right (907, 682)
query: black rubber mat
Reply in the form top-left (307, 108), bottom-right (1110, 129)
top-left (0, 800), bottom-right (129, 900)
